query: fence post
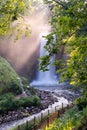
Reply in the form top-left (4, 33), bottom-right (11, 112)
top-left (41, 112), bottom-right (43, 121)
top-left (18, 125), bottom-right (20, 130)
top-left (26, 121), bottom-right (28, 130)
top-left (55, 106), bottom-right (56, 112)
top-left (48, 109), bottom-right (50, 115)
top-left (57, 110), bottom-right (60, 118)
top-left (34, 116), bottom-right (36, 130)
top-left (47, 109), bottom-right (50, 127)
top-left (67, 104), bottom-right (69, 109)
top-left (62, 103), bottom-right (63, 112)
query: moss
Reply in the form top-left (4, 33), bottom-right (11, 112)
top-left (21, 77), bottom-right (29, 90)
top-left (0, 56), bottom-right (22, 95)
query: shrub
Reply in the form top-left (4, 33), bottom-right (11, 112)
top-left (75, 92), bottom-right (87, 110)
top-left (28, 87), bottom-right (36, 95)
top-left (21, 77), bottom-right (29, 90)
top-left (0, 56), bottom-right (22, 95)
top-left (0, 94), bottom-right (41, 114)
top-left (0, 93), bottom-right (18, 114)
top-left (17, 96), bottom-right (41, 108)
top-left (46, 106), bottom-right (82, 130)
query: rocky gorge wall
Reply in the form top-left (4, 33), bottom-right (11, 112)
top-left (0, 8), bottom-right (51, 81)
top-left (0, 35), bottom-right (40, 81)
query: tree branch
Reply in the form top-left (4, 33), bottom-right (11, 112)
top-left (52, 0), bottom-right (68, 9)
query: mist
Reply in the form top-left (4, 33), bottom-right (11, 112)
top-left (0, 2), bottom-right (50, 80)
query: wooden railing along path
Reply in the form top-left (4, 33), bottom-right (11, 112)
top-left (15, 103), bottom-right (73, 130)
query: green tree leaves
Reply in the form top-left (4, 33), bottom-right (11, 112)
top-left (0, 0), bottom-right (29, 36)
top-left (42, 0), bottom-right (87, 94)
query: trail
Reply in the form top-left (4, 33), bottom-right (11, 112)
top-left (0, 96), bottom-right (68, 130)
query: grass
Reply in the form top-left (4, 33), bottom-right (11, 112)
top-left (45, 105), bottom-right (87, 130)
top-left (0, 56), bottom-right (22, 95)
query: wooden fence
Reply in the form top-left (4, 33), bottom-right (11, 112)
top-left (14, 103), bottom-right (73, 130)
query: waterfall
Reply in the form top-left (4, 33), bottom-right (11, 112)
top-left (17, 77), bottom-right (27, 97)
top-left (30, 34), bottom-right (58, 87)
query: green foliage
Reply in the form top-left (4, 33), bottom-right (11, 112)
top-left (0, 93), bottom-right (18, 113)
top-left (46, 106), bottom-right (83, 130)
top-left (0, 93), bottom-right (41, 114)
top-left (41, 2), bottom-right (87, 128)
top-left (17, 95), bottom-right (41, 108)
top-left (0, 56), bottom-right (22, 95)
top-left (28, 87), bottom-right (36, 95)
top-left (0, 56), bottom-right (41, 114)
top-left (0, 0), bottom-right (28, 36)
top-left (21, 77), bottom-right (29, 90)
top-left (39, 55), bottom-right (50, 71)
top-left (0, 0), bottom-right (45, 38)
top-left (75, 92), bottom-right (87, 110)
top-left (42, 0), bottom-right (87, 95)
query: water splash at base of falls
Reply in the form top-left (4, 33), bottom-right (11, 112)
top-left (30, 34), bottom-right (58, 87)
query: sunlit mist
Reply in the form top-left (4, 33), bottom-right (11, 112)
top-left (0, 2), bottom-right (50, 79)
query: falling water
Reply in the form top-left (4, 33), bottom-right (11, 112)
top-left (17, 77), bottom-right (27, 97)
top-left (30, 35), bottom-right (58, 87)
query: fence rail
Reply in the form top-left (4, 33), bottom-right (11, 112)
top-left (14, 103), bottom-right (73, 130)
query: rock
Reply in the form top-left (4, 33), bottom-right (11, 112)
top-left (0, 88), bottom-right (75, 124)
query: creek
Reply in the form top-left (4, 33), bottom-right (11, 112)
top-left (0, 34), bottom-right (79, 130)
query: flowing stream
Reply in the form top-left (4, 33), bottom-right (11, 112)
top-left (17, 77), bottom-right (27, 97)
top-left (0, 97), bottom-right (69, 130)
top-left (0, 35), bottom-right (78, 130)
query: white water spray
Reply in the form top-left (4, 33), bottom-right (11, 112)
top-left (30, 34), bottom-right (58, 87)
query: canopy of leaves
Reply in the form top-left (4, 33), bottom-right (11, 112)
top-left (42, 0), bottom-right (87, 94)
top-left (0, 0), bottom-right (32, 37)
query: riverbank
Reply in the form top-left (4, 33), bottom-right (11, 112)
top-left (0, 89), bottom-right (57, 125)
top-left (0, 96), bottom-right (69, 130)
top-left (0, 86), bottom-right (80, 130)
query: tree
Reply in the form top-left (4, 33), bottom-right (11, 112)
top-left (42, 0), bottom-right (87, 94)
top-left (0, 0), bottom-right (31, 36)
